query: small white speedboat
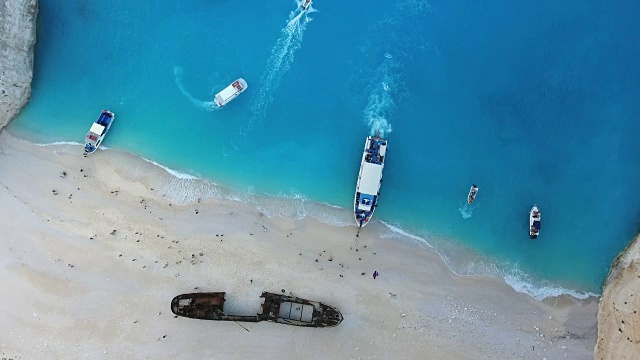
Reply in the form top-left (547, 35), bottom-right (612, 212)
top-left (302, 0), bottom-right (312, 10)
top-left (213, 78), bottom-right (248, 107)
top-left (467, 184), bottom-right (478, 204)
top-left (529, 205), bottom-right (541, 239)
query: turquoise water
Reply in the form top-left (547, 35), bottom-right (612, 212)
top-left (10, 0), bottom-right (640, 298)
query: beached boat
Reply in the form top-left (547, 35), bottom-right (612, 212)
top-left (213, 78), bottom-right (248, 107)
top-left (84, 110), bottom-right (115, 155)
top-left (467, 184), bottom-right (479, 204)
top-left (171, 291), bottom-right (343, 328)
top-left (530, 205), bottom-right (541, 239)
top-left (354, 133), bottom-right (387, 230)
top-left (302, 0), bottom-right (312, 10)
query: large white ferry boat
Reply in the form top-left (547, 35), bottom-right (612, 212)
top-left (84, 110), bottom-right (115, 155)
top-left (354, 133), bottom-right (387, 231)
top-left (213, 78), bottom-right (248, 107)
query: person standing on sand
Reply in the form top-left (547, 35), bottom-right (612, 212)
top-left (373, 271), bottom-right (378, 279)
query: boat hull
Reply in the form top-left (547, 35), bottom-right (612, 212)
top-left (467, 185), bottom-right (478, 204)
top-left (529, 205), bottom-right (541, 239)
top-left (214, 78), bottom-right (248, 107)
top-left (171, 292), bottom-right (343, 328)
top-left (84, 110), bottom-right (115, 155)
top-left (354, 135), bottom-right (387, 228)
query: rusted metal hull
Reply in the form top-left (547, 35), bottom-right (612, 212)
top-left (171, 292), bottom-right (343, 328)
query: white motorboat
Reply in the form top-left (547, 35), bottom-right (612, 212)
top-left (302, 0), bottom-right (312, 10)
top-left (354, 133), bottom-right (387, 231)
top-left (467, 184), bottom-right (479, 204)
top-left (530, 205), bottom-right (541, 239)
top-left (84, 110), bottom-right (115, 155)
top-left (213, 78), bottom-right (248, 107)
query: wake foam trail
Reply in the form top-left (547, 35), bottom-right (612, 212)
top-left (173, 66), bottom-right (219, 112)
top-left (222, 7), bottom-right (313, 156)
top-left (358, 0), bottom-right (434, 136)
top-left (459, 202), bottom-right (473, 219)
top-left (246, 9), bottom-right (312, 134)
top-left (363, 55), bottom-right (399, 137)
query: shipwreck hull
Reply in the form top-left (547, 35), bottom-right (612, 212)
top-left (170, 291), bottom-right (343, 327)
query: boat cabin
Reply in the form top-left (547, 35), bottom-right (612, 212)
top-left (214, 79), bottom-right (248, 107)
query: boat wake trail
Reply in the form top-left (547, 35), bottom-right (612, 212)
top-left (363, 55), bottom-right (399, 137)
top-left (459, 202), bottom-right (474, 219)
top-left (358, 0), bottom-right (433, 136)
top-left (246, 8), bottom-right (312, 133)
top-left (222, 5), bottom-right (314, 156)
top-left (173, 66), bottom-right (219, 112)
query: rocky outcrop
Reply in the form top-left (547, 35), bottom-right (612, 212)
top-left (0, 0), bottom-right (38, 131)
top-left (595, 233), bottom-right (640, 359)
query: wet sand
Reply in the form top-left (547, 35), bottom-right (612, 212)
top-left (0, 132), bottom-right (597, 359)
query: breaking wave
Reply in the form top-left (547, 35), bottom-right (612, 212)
top-left (35, 141), bottom-right (83, 147)
top-left (379, 220), bottom-right (599, 301)
top-left (140, 156), bottom-right (199, 180)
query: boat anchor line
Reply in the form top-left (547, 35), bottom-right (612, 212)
top-left (213, 307), bottom-right (250, 332)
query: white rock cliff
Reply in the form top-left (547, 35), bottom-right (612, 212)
top-left (595, 233), bottom-right (640, 359)
top-left (0, 0), bottom-right (38, 131)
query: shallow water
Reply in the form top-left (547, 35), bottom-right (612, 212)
top-left (10, 0), bottom-right (640, 297)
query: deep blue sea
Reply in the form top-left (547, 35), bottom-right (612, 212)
top-left (10, 0), bottom-right (640, 298)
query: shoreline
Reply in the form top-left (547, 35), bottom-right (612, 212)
top-left (25, 132), bottom-right (601, 301)
top-left (0, 130), bottom-right (598, 358)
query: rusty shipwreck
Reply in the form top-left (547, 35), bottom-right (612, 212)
top-left (171, 291), bottom-right (343, 328)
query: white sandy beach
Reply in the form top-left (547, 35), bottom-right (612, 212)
top-left (0, 132), bottom-right (598, 359)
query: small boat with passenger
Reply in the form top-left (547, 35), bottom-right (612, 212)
top-left (530, 205), bottom-right (541, 239)
top-left (213, 78), bottom-right (248, 107)
top-left (467, 184), bottom-right (479, 204)
top-left (84, 110), bottom-right (115, 155)
top-left (171, 291), bottom-right (343, 328)
top-left (302, 0), bottom-right (312, 10)
top-left (354, 133), bottom-right (387, 232)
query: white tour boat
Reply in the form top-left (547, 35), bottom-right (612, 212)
top-left (354, 133), bottom-right (387, 233)
top-left (213, 78), bottom-right (248, 107)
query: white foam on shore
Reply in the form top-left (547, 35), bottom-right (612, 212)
top-left (504, 272), bottom-right (599, 301)
top-left (65, 143), bottom-right (598, 302)
top-left (379, 220), bottom-right (599, 301)
top-left (140, 156), bottom-right (199, 180)
top-left (141, 156), bottom-right (200, 180)
top-left (380, 220), bottom-right (434, 249)
top-left (35, 141), bottom-right (83, 147)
